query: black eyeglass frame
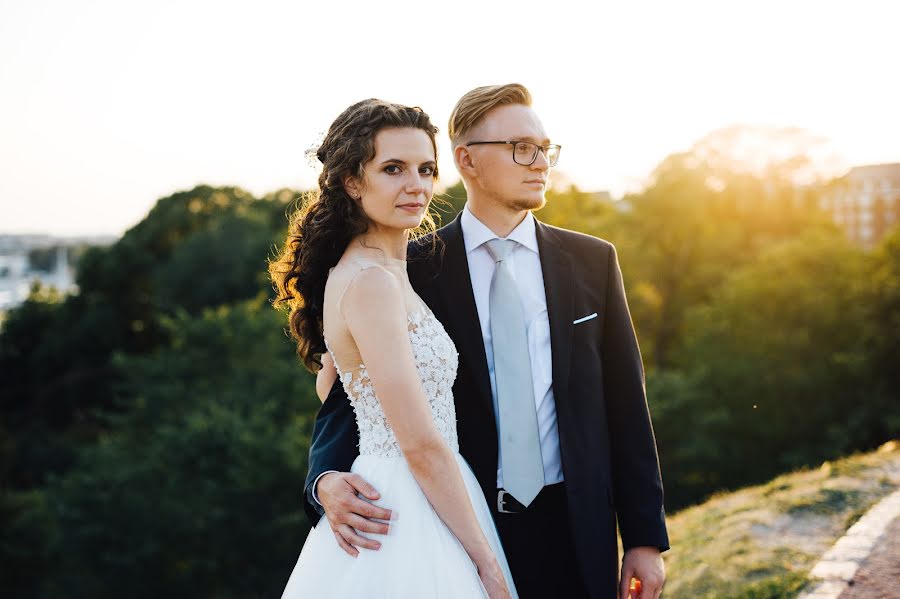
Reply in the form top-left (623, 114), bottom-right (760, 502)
top-left (465, 140), bottom-right (562, 166)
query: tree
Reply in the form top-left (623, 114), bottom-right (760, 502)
top-left (0, 185), bottom-right (299, 492)
top-left (864, 226), bottom-right (900, 429)
top-left (29, 297), bottom-right (320, 598)
top-left (653, 228), bottom-right (888, 507)
top-left (608, 127), bottom-right (837, 370)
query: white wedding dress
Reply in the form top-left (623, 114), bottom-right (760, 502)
top-left (281, 299), bottom-right (518, 598)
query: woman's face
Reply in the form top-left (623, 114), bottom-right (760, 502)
top-left (350, 127), bottom-right (436, 233)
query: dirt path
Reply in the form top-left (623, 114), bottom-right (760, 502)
top-left (838, 513), bottom-right (900, 598)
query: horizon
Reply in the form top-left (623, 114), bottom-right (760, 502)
top-left (3, 156), bottom-right (899, 240)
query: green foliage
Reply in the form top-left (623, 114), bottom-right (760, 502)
top-left (865, 227), bottom-right (900, 403)
top-left (0, 185), bottom-right (297, 491)
top-left (729, 570), bottom-right (808, 599)
top-left (0, 185), bottom-right (315, 596)
top-left (0, 488), bottom-right (55, 596)
top-left (0, 283), bottom-right (66, 413)
top-left (152, 210), bottom-right (277, 314)
top-left (607, 154), bottom-right (835, 370)
top-left (651, 229), bottom-right (899, 507)
top-left (0, 284), bottom-right (84, 490)
top-left (29, 298), bottom-right (318, 598)
top-left (784, 488), bottom-right (862, 516)
top-left (536, 184), bottom-right (617, 233)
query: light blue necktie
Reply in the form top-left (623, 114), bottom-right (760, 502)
top-left (485, 238), bottom-right (545, 507)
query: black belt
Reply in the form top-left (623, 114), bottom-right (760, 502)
top-left (496, 489), bottom-right (528, 514)
top-left (496, 483), bottom-right (565, 514)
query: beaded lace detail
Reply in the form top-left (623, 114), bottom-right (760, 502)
top-left (326, 307), bottom-right (460, 458)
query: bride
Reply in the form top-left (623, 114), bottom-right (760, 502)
top-left (270, 98), bottom-right (517, 599)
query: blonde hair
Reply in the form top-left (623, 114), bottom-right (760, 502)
top-left (448, 83), bottom-right (532, 148)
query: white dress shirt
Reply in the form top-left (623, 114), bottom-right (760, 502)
top-left (313, 206), bottom-right (564, 505)
top-left (460, 205), bottom-right (564, 489)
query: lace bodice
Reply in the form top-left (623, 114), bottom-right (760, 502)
top-left (326, 307), bottom-right (460, 458)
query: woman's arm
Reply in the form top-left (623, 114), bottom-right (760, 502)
top-left (342, 266), bottom-right (504, 578)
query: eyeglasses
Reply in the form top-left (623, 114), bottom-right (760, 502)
top-left (465, 140), bottom-right (561, 167)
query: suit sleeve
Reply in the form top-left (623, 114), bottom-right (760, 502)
top-left (601, 242), bottom-right (670, 553)
top-left (302, 376), bottom-right (360, 525)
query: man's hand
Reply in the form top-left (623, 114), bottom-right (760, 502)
top-left (619, 546), bottom-right (665, 599)
top-left (316, 472), bottom-right (394, 557)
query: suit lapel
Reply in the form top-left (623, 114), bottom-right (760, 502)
top-left (435, 215), bottom-right (576, 416)
top-left (535, 219), bottom-right (575, 409)
top-left (434, 215), bottom-right (495, 414)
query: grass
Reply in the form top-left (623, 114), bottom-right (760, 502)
top-left (642, 440), bottom-right (900, 598)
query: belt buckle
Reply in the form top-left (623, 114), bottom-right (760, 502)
top-left (497, 489), bottom-right (518, 514)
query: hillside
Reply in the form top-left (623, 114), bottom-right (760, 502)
top-left (655, 440), bottom-right (900, 598)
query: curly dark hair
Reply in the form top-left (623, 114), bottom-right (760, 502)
top-left (269, 99), bottom-right (440, 373)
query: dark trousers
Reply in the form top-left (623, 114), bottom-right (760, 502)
top-left (493, 482), bottom-right (590, 599)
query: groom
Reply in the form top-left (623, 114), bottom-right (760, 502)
top-left (304, 83), bottom-right (669, 599)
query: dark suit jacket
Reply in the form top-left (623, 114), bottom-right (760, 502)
top-left (302, 213), bottom-right (669, 596)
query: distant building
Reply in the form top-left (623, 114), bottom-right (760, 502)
top-left (0, 234), bottom-right (115, 315)
top-left (821, 163), bottom-right (900, 249)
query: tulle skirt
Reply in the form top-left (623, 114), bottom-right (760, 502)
top-left (281, 452), bottom-right (518, 598)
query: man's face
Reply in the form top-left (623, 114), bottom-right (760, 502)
top-left (463, 103), bottom-right (553, 212)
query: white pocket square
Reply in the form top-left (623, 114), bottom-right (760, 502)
top-left (573, 313), bottom-right (598, 325)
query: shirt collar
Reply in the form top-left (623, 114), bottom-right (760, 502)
top-left (460, 204), bottom-right (539, 255)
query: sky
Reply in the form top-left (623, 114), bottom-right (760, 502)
top-left (1, 0), bottom-right (899, 237)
